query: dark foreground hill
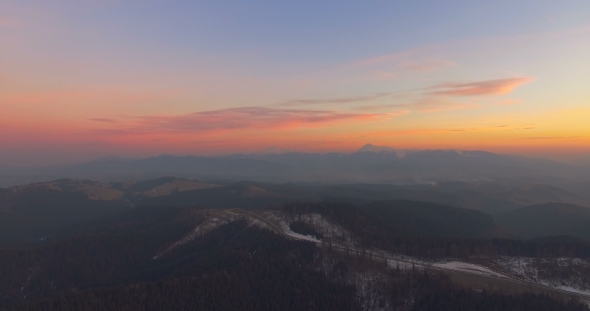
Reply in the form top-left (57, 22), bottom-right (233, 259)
top-left (0, 205), bottom-right (588, 311)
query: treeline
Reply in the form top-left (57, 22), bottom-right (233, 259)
top-left (284, 202), bottom-right (590, 259)
top-left (386, 270), bottom-right (588, 311)
top-left (9, 261), bottom-right (589, 311)
top-left (11, 256), bottom-right (358, 311)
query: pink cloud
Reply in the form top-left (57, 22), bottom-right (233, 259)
top-left (429, 77), bottom-right (534, 96)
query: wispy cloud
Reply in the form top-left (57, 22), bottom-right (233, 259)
top-left (523, 136), bottom-right (580, 140)
top-left (354, 103), bottom-right (403, 112)
top-left (356, 97), bottom-right (476, 113)
top-left (399, 59), bottom-right (456, 72)
top-left (278, 93), bottom-right (392, 107)
top-left (344, 52), bottom-right (410, 69)
top-left (410, 97), bottom-right (478, 112)
top-left (89, 118), bottom-right (117, 123)
top-left (352, 77), bottom-right (530, 113)
top-left (95, 107), bottom-right (388, 135)
top-left (370, 70), bottom-right (399, 81)
top-left (428, 77), bottom-right (534, 96)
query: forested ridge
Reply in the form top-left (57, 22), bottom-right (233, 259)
top-left (284, 201), bottom-right (590, 259)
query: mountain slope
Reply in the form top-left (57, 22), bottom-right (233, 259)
top-left (0, 180), bottom-right (131, 246)
top-left (285, 200), bottom-right (499, 240)
top-left (496, 203), bottom-right (590, 240)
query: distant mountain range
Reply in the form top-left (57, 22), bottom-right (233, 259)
top-left (1, 144), bottom-right (589, 187)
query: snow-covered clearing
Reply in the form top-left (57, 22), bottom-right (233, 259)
top-left (153, 215), bottom-right (234, 259)
top-left (559, 286), bottom-right (590, 296)
top-left (262, 211), bottom-right (321, 243)
top-left (263, 210), bottom-right (514, 277)
top-left (493, 256), bottom-right (590, 296)
top-left (255, 210), bottom-right (590, 300)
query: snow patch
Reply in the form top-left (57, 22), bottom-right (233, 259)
top-left (153, 214), bottom-right (234, 259)
top-left (353, 272), bottom-right (390, 311)
top-left (433, 261), bottom-right (508, 279)
top-left (559, 286), bottom-right (590, 296)
top-left (247, 218), bottom-right (272, 230)
top-left (262, 211), bottom-right (319, 242)
top-left (492, 256), bottom-right (590, 297)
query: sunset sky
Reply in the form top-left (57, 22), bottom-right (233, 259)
top-left (2, 1), bottom-right (590, 166)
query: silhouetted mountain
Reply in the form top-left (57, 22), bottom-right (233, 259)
top-left (565, 182), bottom-right (590, 202)
top-left (496, 203), bottom-right (590, 240)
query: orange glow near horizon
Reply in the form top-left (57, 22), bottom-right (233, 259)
top-left (2, 104), bottom-right (589, 165)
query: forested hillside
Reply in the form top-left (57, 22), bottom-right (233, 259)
top-left (0, 204), bottom-right (587, 311)
top-left (283, 201), bottom-right (590, 260)
top-left (496, 203), bottom-right (590, 240)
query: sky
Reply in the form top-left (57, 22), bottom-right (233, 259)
top-left (1, 0), bottom-right (590, 167)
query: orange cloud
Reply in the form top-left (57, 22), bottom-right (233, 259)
top-left (429, 77), bottom-right (534, 96)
